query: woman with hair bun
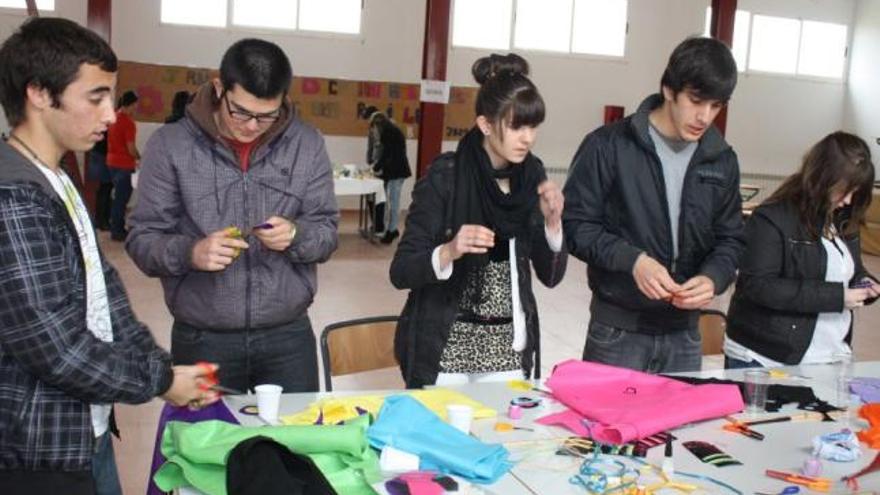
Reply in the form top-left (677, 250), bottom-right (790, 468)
top-left (390, 53), bottom-right (567, 388)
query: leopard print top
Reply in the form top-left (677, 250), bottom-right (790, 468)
top-left (438, 260), bottom-right (521, 374)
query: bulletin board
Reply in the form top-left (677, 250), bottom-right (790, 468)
top-left (117, 60), bottom-right (477, 140)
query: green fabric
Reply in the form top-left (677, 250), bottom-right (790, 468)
top-left (154, 415), bottom-right (379, 495)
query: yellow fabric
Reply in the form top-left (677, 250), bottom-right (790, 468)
top-left (281, 388), bottom-right (497, 425)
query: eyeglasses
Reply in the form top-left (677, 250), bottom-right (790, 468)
top-left (222, 92), bottom-right (281, 124)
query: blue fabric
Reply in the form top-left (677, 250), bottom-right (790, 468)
top-left (87, 151), bottom-right (112, 183)
top-left (385, 178), bottom-right (405, 233)
top-left (583, 320), bottom-right (702, 373)
top-left (367, 395), bottom-right (512, 484)
top-left (91, 431), bottom-right (122, 495)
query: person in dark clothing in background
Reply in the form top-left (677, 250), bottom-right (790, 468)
top-left (365, 106), bottom-right (412, 243)
top-left (563, 37), bottom-right (745, 373)
top-left (87, 131), bottom-right (112, 230)
top-left (165, 90), bottom-right (190, 124)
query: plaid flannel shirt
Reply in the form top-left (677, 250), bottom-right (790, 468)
top-left (0, 153), bottom-right (173, 472)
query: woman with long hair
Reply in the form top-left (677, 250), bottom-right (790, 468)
top-left (725, 131), bottom-right (879, 368)
top-left (390, 53), bottom-right (567, 388)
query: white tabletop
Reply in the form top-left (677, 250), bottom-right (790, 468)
top-left (216, 362), bottom-right (880, 494)
top-left (333, 176), bottom-right (386, 203)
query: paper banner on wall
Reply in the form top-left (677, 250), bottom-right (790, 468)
top-left (117, 60), bottom-right (477, 140)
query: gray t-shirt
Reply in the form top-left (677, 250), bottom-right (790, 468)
top-left (648, 123), bottom-right (697, 259)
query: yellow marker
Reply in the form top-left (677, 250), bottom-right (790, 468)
top-left (224, 226), bottom-right (244, 258)
top-left (508, 379), bottom-right (533, 392)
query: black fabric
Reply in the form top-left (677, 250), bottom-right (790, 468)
top-left (726, 200), bottom-right (876, 363)
top-left (563, 93), bottom-right (745, 333)
top-left (226, 436), bottom-right (336, 495)
top-left (452, 127), bottom-right (546, 273)
top-left (389, 153), bottom-right (568, 388)
top-left (668, 375), bottom-right (841, 416)
top-left (0, 469), bottom-right (95, 495)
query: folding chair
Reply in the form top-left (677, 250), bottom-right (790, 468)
top-left (320, 316), bottom-right (399, 391)
top-left (698, 309), bottom-right (728, 355)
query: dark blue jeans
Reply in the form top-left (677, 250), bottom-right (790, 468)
top-left (91, 431), bottom-right (122, 495)
top-left (171, 315), bottom-right (319, 393)
top-left (109, 168), bottom-right (132, 236)
top-left (724, 355), bottom-right (764, 369)
top-left (582, 320), bottom-right (703, 373)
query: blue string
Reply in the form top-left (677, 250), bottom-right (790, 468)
top-left (568, 451), bottom-right (638, 494)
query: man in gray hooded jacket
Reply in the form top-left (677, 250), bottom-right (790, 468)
top-left (127, 38), bottom-right (339, 393)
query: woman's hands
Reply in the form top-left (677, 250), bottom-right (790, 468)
top-left (438, 225), bottom-right (495, 270)
top-left (538, 180), bottom-right (564, 234)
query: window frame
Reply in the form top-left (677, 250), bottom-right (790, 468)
top-left (158, 0), bottom-right (364, 40)
top-left (0, 0), bottom-right (55, 14)
top-left (451, 0), bottom-right (630, 61)
top-left (703, 8), bottom-right (849, 84)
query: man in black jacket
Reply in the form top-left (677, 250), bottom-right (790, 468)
top-left (563, 37), bottom-right (745, 373)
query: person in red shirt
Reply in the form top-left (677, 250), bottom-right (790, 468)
top-left (106, 90), bottom-right (139, 241)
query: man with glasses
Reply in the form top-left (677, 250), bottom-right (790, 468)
top-left (127, 39), bottom-right (339, 393)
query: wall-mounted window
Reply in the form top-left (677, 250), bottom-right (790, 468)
top-left (161, 0), bottom-right (227, 28)
top-left (451, 0), bottom-right (512, 51)
top-left (161, 0), bottom-right (362, 35)
top-left (798, 20), bottom-right (848, 78)
top-left (748, 15), bottom-right (800, 74)
top-left (453, 0), bottom-right (628, 58)
top-left (571, 0), bottom-right (627, 57)
top-left (705, 8), bottom-right (848, 80)
top-left (703, 7), bottom-right (750, 71)
top-left (0, 0), bottom-right (54, 11)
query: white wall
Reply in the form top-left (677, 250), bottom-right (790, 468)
top-left (844, 0), bottom-right (880, 161)
top-left (115, 0), bottom-right (424, 209)
top-left (0, 0), bottom-right (87, 135)
top-left (4, 1), bottom-right (858, 195)
top-left (728, 0), bottom-right (855, 175)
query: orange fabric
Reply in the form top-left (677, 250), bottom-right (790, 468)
top-left (857, 403), bottom-right (880, 448)
top-left (106, 111), bottom-right (137, 170)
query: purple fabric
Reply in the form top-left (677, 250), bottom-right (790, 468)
top-left (850, 377), bottom-right (880, 404)
top-left (146, 401), bottom-right (239, 495)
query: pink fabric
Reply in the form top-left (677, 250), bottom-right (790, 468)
top-left (536, 360), bottom-right (744, 444)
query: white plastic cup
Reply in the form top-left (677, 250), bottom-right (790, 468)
top-left (254, 384), bottom-right (283, 424)
top-left (743, 370), bottom-right (769, 414)
top-left (446, 404), bottom-right (474, 434)
top-left (379, 445), bottom-right (420, 473)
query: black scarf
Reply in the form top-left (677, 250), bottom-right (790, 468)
top-left (451, 127), bottom-right (546, 272)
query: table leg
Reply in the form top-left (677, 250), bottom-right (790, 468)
top-left (358, 193), bottom-right (378, 243)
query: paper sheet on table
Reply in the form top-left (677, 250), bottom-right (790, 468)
top-left (281, 388), bottom-right (496, 425)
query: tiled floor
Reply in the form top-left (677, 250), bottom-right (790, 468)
top-left (103, 212), bottom-right (880, 494)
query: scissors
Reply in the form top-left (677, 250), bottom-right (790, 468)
top-left (723, 418), bottom-right (765, 440)
top-left (196, 361), bottom-right (244, 395)
top-left (765, 470), bottom-right (831, 492)
top-left (754, 486), bottom-right (800, 495)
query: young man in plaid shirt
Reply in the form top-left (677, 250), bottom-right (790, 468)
top-left (0, 18), bottom-right (217, 495)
